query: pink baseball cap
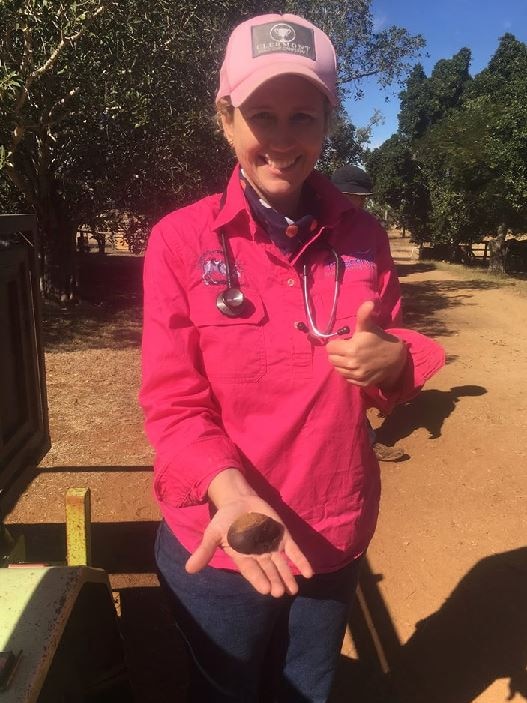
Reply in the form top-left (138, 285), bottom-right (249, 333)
top-left (216, 13), bottom-right (338, 107)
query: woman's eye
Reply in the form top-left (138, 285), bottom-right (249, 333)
top-left (251, 112), bottom-right (273, 122)
top-left (292, 113), bottom-right (314, 124)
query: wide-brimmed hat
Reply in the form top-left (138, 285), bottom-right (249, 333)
top-left (331, 165), bottom-right (373, 195)
top-left (216, 13), bottom-right (338, 107)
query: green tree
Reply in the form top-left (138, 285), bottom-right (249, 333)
top-left (370, 48), bottom-right (472, 244)
top-left (467, 34), bottom-right (527, 236)
top-left (367, 133), bottom-right (430, 240)
top-left (1, 0), bottom-right (424, 300)
top-left (415, 35), bottom-right (527, 269)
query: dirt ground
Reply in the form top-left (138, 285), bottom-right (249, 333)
top-left (5, 236), bottom-right (527, 702)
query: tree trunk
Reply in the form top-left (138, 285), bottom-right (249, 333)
top-left (38, 200), bottom-right (78, 303)
top-left (96, 233), bottom-right (106, 255)
top-left (7, 138), bottom-right (79, 302)
top-left (488, 225), bottom-right (507, 275)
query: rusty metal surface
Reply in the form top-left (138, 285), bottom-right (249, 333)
top-left (0, 566), bottom-right (109, 703)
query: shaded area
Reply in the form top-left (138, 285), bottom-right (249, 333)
top-left (43, 254), bottom-right (144, 352)
top-left (43, 303), bottom-right (142, 352)
top-left (395, 262), bottom-right (437, 278)
top-left (331, 559), bottom-right (402, 702)
top-left (388, 547), bottom-right (527, 703)
top-left (375, 385), bottom-right (487, 446)
top-left (7, 520), bottom-right (158, 574)
top-left (334, 549), bottom-right (527, 702)
top-left (119, 586), bottom-right (189, 703)
top-left (400, 278), bottom-right (502, 338)
top-left (78, 254), bottom-right (144, 306)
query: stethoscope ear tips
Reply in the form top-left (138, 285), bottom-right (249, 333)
top-left (295, 321), bottom-right (350, 339)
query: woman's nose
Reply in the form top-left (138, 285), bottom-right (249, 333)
top-left (268, 121), bottom-right (296, 150)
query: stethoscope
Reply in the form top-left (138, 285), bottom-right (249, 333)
top-left (216, 228), bottom-right (350, 340)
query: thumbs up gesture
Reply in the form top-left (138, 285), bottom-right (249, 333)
top-left (326, 301), bottom-right (408, 389)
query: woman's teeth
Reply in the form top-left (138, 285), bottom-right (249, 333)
top-left (265, 156), bottom-right (297, 170)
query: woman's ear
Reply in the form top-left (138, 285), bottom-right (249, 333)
top-left (220, 112), bottom-right (235, 147)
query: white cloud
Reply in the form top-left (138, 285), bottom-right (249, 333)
top-left (372, 13), bottom-right (388, 33)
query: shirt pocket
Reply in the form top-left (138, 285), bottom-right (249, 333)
top-left (190, 289), bottom-right (267, 383)
top-left (313, 253), bottom-right (378, 331)
top-left (329, 276), bottom-right (380, 335)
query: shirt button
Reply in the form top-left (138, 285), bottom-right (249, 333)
top-left (287, 278), bottom-right (296, 287)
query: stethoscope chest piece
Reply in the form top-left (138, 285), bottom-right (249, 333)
top-left (216, 287), bottom-right (245, 317)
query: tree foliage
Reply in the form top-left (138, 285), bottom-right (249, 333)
top-left (1, 0), bottom-right (424, 299)
top-left (369, 34), bottom-right (527, 270)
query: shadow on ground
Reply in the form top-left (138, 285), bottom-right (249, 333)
top-left (399, 278), bottom-right (502, 338)
top-left (395, 262), bottom-right (437, 278)
top-left (43, 254), bottom-right (144, 352)
top-left (7, 519), bottom-right (157, 573)
top-left (375, 385), bottom-right (487, 446)
top-left (333, 550), bottom-right (527, 702)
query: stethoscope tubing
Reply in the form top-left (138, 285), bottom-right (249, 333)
top-left (216, 229), bottom-right (349, 339)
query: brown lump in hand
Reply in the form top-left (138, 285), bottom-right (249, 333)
top-left (227, 512), bottom-right (284, 555)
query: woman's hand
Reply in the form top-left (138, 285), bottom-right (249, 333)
top-left (185, 470), bottom-right (313, 597)
top-left (326, 300), bottom-right (408, 390)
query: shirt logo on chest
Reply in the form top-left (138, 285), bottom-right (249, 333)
top-left (324, 250), bottom-right (376, 275)
top-left (199, 249), bottom-right (243, 286)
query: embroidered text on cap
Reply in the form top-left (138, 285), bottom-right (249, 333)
top-left (251, 21), bottom-right (316, 60)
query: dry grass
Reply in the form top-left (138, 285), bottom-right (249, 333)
top-left (40, 253), bottom-right (151, 471)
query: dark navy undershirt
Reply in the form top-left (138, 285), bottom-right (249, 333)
top-left (240, 170), bottom-right (318, 258)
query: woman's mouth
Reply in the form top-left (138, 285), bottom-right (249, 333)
top-left (262, 155), bottom-right (300, 172)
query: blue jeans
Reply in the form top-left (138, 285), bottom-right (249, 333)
top-left (155, 520), bottom-right (362, 703)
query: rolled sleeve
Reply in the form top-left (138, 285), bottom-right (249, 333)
top-left (363, 328), bottom-right (445, 413)
top-left (362, 226), bottom-right (445, 412)
top-left (139, 223), bottom-right (244, 508)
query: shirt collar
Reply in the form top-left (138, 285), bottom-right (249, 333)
top-left (212, 164), bottom-right (252, 234)
top-left (212, 164), bottom-right (357, 237)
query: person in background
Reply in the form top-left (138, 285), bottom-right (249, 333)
top-left (140, 14), bottom-right (444, 702)
top-left (331, 164), bottom-right (407, 462)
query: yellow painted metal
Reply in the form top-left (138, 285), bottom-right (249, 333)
top-left (0, 566), bottom-right (112, 703)
top-left (65, 488), bottom-right (91, 566)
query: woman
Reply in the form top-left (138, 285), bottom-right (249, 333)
top-left (140, 13), bottom-right (444, 702)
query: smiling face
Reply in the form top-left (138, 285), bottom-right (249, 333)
top-left (220, 75), bottom-right (328, 218)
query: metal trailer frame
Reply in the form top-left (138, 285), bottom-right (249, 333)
top-left (0, 214), bottom-right (50, 503)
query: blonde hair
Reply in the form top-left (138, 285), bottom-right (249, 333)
top-left (215, 96), bottom-right (234, 130)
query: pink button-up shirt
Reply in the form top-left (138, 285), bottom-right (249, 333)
top-left (140, 167), bottom-right (445, 573)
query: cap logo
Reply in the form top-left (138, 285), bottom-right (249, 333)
top-left (251, 21), bottom-right (316, 60)
top-left (270, 23), bottom-right (296, 43)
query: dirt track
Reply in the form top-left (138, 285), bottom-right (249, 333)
top-left (6, 236), bottom-right (527, 702)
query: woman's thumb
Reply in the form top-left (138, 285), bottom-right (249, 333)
top-left (354, 300), bottom-right (376, 334)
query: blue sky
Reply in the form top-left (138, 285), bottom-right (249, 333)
top-left (346, 0), bottom-right (527, 149)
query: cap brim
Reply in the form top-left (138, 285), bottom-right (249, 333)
top-left (334, 184), bottom-right (373, 195)
top-left (230, 61), bottom-right (337, 107)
